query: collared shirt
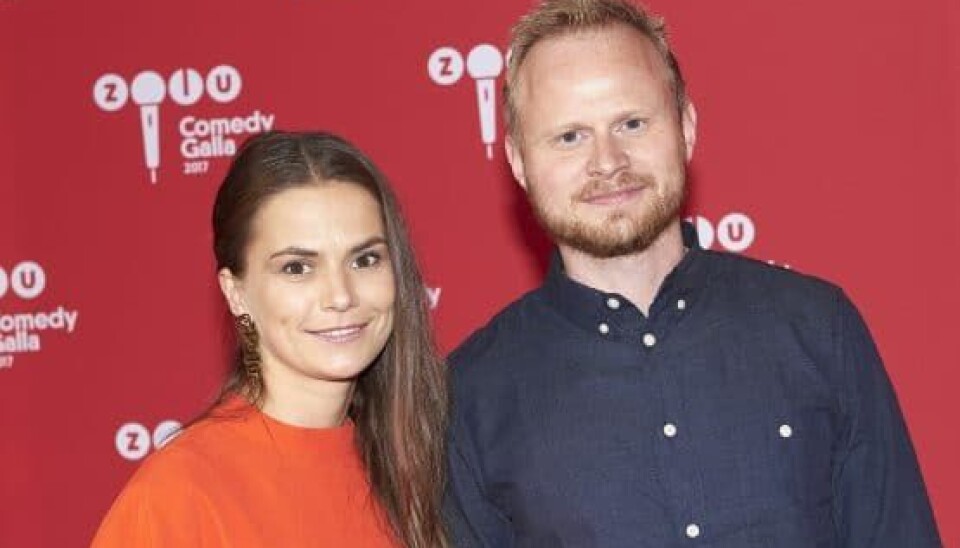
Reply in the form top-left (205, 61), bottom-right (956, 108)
top-left (445, 225), bottom-right (941, 547)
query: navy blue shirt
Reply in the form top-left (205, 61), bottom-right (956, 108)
top-left (446, 227), bottom-right (940, 547)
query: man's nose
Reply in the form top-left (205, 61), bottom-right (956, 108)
top-left (586, 134), bottom-right (629, 177)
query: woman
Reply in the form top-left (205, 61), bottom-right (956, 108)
top-left (92, 131), bottom-right (449, 548)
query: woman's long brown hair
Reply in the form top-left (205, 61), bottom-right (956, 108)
top-left (211, 131), bottom-right (448, 548)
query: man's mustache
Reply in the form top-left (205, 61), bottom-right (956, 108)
top-left (576, 172), bottom-right (656, 201)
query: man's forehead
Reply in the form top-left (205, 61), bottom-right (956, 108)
top-left (525, 24), bottom-right (657, 62)
top-left (516, 28), bottom-right (669, 103)
top-left (518, 26), bottom-right (664, 87)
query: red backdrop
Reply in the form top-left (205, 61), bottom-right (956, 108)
top-left (2, 0), bottom-right (958, 545)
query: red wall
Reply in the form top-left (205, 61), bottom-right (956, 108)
top-left (2, 0), bottom-right (957, 545)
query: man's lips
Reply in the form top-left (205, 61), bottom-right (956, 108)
top-left (580, 185), bottom-right (647, 205)
top-left (307, 322), bottom-right (368, 343)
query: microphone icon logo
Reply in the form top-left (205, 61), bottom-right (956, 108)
top-left (428, 44), bottom-right (505, 160)
top-left (92, 65), bottom-right (243, 184)
top-left (466, 45), bottom-right (504, 160)
top-left (130, 71), bottom-right (165, 184)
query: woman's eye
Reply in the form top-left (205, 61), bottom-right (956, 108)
top-left (281, 261), bottom-right (311, 276)
top-left (352, 252), bottom-right (381, 269)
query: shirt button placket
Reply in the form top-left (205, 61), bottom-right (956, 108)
top-left (598, 297), bottom-right (619, 337)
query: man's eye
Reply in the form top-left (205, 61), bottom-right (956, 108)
top-left (622, 118), bottom-right (647, 132)
top-left (281, 261), bottom-right (311, 276)
top-left (352, 252), bottom-right (381, 269)
top-left (558, 130), bottom-right (582, 146)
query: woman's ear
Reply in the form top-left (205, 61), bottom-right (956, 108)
top-left (218, 268), bottom-right (247, 317)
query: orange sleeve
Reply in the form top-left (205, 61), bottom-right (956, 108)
top-left (91, 449), bottom-right (222, 547)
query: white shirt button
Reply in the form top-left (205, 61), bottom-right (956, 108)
top-left (598, 322), bottom-right (610, 335)
top-left (685, 523), bottom-right (701, 539)
top-left (779, 424), bottom-right (793, 438)
top-left (642, 333), bottom-right (657, 347)
top-left (606, 297), bottom-right (621, 310)
top-left (677, 298), bottom-right (687, 310)
top-left (663, 423), bottom-right (678, 438)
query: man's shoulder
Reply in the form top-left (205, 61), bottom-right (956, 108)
top-left (448, 287), bottom-right (546, 378)
top-left (705, 249), bottom-right (844, 309)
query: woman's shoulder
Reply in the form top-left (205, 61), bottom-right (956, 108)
top-left (90, 441), bottom-right (212, 547)
top-left (90, 401), bottom-right (260, 547)
top-left (130, 424), bottom-right (224, 487)
top-left (146, 401), bottom-right (262, 481)
top-left (107, 409), bottom-right (252, 507)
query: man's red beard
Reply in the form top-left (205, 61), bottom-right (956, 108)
top-left (528, 169), bottom-right (686, 258)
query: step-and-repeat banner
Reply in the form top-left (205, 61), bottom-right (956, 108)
top-left (3, 0), bottom-right (958, 545)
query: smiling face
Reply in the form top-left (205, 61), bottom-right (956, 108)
top-left (219, 182), bottom-right (395, 406)
top-left (507, 24), bottom-right (697, 258)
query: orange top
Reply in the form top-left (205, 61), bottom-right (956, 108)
top-left (92, 397), bottom-right (398, 548)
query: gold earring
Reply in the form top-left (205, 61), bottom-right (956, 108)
top-left (236, 313), bottom-right (261, 381)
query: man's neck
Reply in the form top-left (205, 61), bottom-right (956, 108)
top-left (559, 220), bottom-right (685, 316)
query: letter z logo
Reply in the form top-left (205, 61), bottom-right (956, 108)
top-left (115, 422), bottom-right (151, 461)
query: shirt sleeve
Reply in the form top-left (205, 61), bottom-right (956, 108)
top-left (831, 291), bottom-right (942, 547)
top-left (91, 451), bottom-right (218, 548)
top-left (444, 424), bottom-right (515, 548)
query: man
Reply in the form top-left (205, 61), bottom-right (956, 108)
top-left (444, 0), bottom-right (942, 546)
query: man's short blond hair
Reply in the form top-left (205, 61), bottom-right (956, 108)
top-left (504, 0), bottom-right (687, 140)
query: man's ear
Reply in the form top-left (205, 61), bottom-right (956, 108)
top-left (218, 268), bottom-right (247, 317)
top-left (681, 101), bottom-right (698, 162)
top-left (505, 135), bottom-right (528, 192)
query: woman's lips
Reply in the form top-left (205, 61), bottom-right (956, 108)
top-left (308, 323), bottom-right (367, 344)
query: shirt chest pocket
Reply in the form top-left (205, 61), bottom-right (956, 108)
top-left (718, 403), bottom-right (837, 512)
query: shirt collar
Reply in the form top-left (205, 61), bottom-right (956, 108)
top-left (541, 222), bottom-right (712, 336)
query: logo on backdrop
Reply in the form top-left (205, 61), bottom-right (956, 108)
top-left (0, 261), bottom-right (79, 370)
top-left (687, 212), bottom-right (792, 268)
top-left (92, 65), bottom-right (276, 183)
top-left (425, 286), bottom-right (441, 310)
top-left (428, 44), bottom-right (505, 160)
top-left (115, 420), bottom-right (183, 461)
top-left (687, 213), bottom-right (756, 253)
